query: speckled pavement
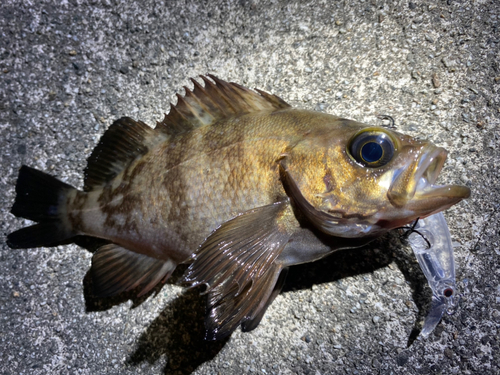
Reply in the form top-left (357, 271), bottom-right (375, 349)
top-left (1, 1), bottom-right (499, 374)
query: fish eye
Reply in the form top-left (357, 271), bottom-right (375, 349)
top-left (443, 288), bottom-right (453, 297)
top-left (348, 130), bottom-right (395, 168)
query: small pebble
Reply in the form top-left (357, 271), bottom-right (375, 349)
top-left (444, 348), bottom-right (454, 359)
top-left (17, 144), bottom-right (27, 155)
top-left (372, 316), bottom-right (380, 324)
top-left (432, 73), bottom-right (441, 88)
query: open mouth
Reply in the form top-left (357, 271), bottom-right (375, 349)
top-left (388, 144), bottom-right (471, 210)
top-left (414, 147), bottom-right (470, 200)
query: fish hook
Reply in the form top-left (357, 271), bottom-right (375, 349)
top-left (377, 114), bottom-right (396, 129)
top-left (397, 218), bottom-right (432, 249)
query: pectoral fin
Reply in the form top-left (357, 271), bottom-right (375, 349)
top-left (204, 263), bottom-right (283, 340)
top-left (92, 244), bottom-right (176, 297)
top-left (241, 267), bottom-right (289, 333)
top-left (182, 200), bottom-right (295, 340)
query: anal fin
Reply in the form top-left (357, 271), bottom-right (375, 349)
top-left (91, 244), bottom-right (176, 297)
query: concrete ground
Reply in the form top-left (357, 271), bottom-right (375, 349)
top-left (1, 0), bottom-right (499, 374)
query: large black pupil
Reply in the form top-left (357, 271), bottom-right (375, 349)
top-left (361, 142), bottom-right (383, 162)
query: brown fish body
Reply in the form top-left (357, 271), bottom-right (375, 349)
top-left (69, 110), bottom-right (306, 258)
top-left (69, 109), bottom-right (362, 262)
top-left (7, 76), bottom-right (470, 340)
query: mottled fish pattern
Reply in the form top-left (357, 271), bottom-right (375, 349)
top-left (7, 75), bottom-right (470, 340)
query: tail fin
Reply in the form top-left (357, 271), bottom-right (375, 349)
top-left (7, 166), bottom-right (76, 249)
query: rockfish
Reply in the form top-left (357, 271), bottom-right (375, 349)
top-left (7, 75), bottom-right (470, 340)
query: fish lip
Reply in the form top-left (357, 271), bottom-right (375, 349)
top-left (413, 146), bottom-right (470, 201)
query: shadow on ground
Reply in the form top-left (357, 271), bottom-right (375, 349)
top-left (127, 286), bottom-right (229, 374)
top-left (79, 232), bottom-right (433, 374)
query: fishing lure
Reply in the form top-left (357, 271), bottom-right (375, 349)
top-left (407, 212), bottom-right (457, 337)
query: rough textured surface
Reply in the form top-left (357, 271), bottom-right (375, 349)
top-left (0, 0), bottom-right (499, 374)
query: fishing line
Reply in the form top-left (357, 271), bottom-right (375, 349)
top-left (397, 218), bottom-right (432, 249)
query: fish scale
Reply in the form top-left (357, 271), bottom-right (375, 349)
top-left (76, 112), bottom-right (296, 260)
top-left (7, 75), bottom-right (469, 341)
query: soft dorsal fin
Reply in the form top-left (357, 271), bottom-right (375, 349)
top-left (83, 117), bottom-right (163, 191)
top-left (156, 74), bottom-right (291, 136)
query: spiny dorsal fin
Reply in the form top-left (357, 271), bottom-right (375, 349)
top-left (156, 74), bottom-right (291, 136)
top-left (84, 117), bottom-right (164, 191)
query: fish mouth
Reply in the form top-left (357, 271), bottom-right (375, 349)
top-left (413, 147), bottom-right (470, 202)
top-left (388, 145), bottom-right (470, 213)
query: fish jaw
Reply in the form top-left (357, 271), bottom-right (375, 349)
top-left (387, 145), bottom-right (470, 217)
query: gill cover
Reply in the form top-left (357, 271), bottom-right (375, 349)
top-left (279, 161), bottom-right (377, 238)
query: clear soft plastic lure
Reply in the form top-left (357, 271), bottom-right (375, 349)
top-left (407, 212), bottom-right (458, 338)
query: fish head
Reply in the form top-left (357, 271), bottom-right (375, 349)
top-left (280, 116), bottom-right (470, 237)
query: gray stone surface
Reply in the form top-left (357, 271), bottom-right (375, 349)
top-left (1, 0), bottom-right (499, 374)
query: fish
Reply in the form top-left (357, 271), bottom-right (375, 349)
top-left (407, 212), bottom-right (458, 338)
top-left (6, 75), bottom-right (470, 340)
